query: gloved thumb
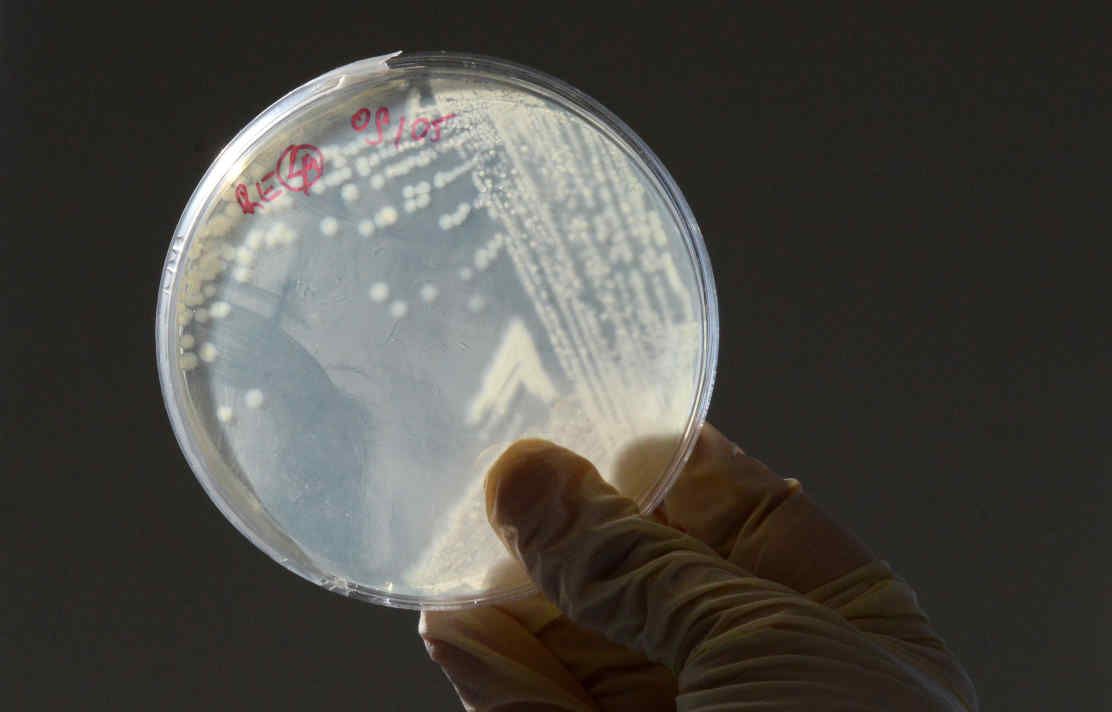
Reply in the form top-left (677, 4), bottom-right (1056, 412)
top-left (484, 439), bottom-right (857, 674)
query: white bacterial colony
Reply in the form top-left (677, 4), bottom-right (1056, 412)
top-left (244, 389), bottom-right (264, 409)
top-left (368, 282), bottom-right (389, 302)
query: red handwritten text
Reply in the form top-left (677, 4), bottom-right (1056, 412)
top-left (235, 143), bottom-right (324, 215)
top-left (351, 106), bottom-right (457, 149)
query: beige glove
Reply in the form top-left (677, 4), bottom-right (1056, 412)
top-left (420, 424), bottom-right (977, 710)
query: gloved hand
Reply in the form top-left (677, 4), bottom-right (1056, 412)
top-left (420, 424), bottom-right (978, 711)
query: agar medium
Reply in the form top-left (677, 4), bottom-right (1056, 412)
top-left (156, 52), bottom-right (718, 609)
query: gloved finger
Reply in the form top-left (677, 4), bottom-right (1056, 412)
top-left (499, 594), bottom-right (678, 712)
top-left (421, 592), bottom-right (677, 712)
top-left (419, 601), bottom-right (593, 710)
top-left (484, 439), bottom-right (862, 672)
top-left (434, 547), bottom-right (680, 712)
top-left (532, 617), bottom-right (678, 711)
top-left (642, 423), bottom-right (875, 594)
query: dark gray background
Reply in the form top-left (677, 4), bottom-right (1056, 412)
top-left (6, 4), bottom-right (1108, 709)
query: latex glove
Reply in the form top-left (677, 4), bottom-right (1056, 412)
top-left (420, 424), bottom-right (977, 710)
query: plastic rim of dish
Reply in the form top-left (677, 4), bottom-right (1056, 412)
top-left (155, 50), bottom-right (719, 610)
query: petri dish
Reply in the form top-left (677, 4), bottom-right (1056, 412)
top-left (156, 51), bottom-right (717, 609)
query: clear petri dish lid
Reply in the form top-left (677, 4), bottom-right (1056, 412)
top-left (156, 51), bottom-right (718, 609)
